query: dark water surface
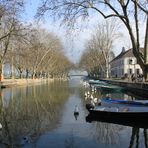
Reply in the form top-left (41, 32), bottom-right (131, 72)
top-left (0, 78), bottom-right (148, 148)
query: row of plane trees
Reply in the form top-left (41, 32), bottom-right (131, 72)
top-left (0, 0), bottom-right (74, 80)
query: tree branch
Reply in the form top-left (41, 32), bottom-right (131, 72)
top-left (131, 0), bottom-right (148, 14)
top-left (133, 0), bottom-right (140, 52)
top-left (104, 1), bottom-right (127, 24)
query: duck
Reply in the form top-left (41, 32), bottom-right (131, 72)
top-left (84, 92), bottom-right (88, 97)
top-left (74, 105), bottom-right (79, 120)
top-left (0, 123), bottom-right (2, 129)
top-left (87, 91), bottom-right (90, 97)
top-left (93, 97), bottom-right (98, 104)
top-left (74, 105), bottom-right (79, 115)
top-left (90, 94), bottom-right (94, 100)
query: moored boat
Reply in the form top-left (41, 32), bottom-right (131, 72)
top-left (86, 113), bottom-right (148, 128)
top-left (100, 85), bottom-right (123, 91)
top-left (88, 79), bottom-right (101, 85)
top-left (86, 104), bottom-right (148, 124)
top-left (102, 98), bottom-right (148, 106)
top-left (93, 83), bottom-right (124, 92)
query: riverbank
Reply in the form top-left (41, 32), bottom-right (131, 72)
top-left (0, 78), bottom-right (54, 88)
top-left (102, 79), bottom-right (148, 96)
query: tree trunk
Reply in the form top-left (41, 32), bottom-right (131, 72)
top-left (106, 61), bottom-right (109, 79)
top-left (25, 69), bottom-right (29, 79)
top-left (105, 54), bottom-right (110, 79)
top-left (19, 72), bottom-right (23, 79)
top-left (32, 70), bottom-right (36, 79)
top-left (143, 18), bottom-right (148, 81)
top-left (0, 62), bottom-right (4, 81)
top-left (32, 73), bottom-right (35, 79)
top-left (143, 65), bottom-right (148, 82)
top-left (11, 63), bottom-right (15, 79)
top-left (144, 18), bottom-right (148, 64)
top-left (132, 18), bottom-right (148, 81)
top-left (140, 18), bottom-right (148, 81)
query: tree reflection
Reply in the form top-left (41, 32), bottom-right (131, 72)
top-left (129, 128), bottom-right (139, 148)
top-left (0, 80), bottom-right (70, 147)
top-left (90, 120), bottom-right (148, 148)
top-left (144, 129), bottom-right (148, 148)
top-left (129, 128), bottom-right (148, 148)
top-left (91, 122), bottom-right (123, 145)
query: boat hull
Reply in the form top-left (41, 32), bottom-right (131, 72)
top-left (88, 109), bottom-right (148, 122)
top-left (86, 104), bottom-right (148, 125)
top-left (86, 113), bottom-right (148, 128)
top-left (94, 84), bottom-right (123, 92)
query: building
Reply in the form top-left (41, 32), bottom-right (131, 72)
top-left (110, 48), bottom-right (143, 78)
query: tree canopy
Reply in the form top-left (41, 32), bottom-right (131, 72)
top-left (37, 0), bottom-right (148, 80)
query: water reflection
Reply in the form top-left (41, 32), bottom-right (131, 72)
top-left (0, 80), bottom-right (70, 147)
top-left (0, 78), bottom-right (148, 147)
top-left (83, 82), bottom-right (148, 148)
top-left (88, 120), bottom-right (148, 148)
top-left (92, 122), bottom-right (123, 145)
top-left (129, 128), bottom-right (148, 148)
top-left (100, 89), bottom-right (148, 101)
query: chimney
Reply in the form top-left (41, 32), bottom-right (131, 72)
top-left (121, 47), bottom-right (125, 53)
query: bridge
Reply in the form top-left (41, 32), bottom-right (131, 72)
top-left (68, 74), bottom-right (87, 77)
top-left (68, 70), bottom-right (88, 77)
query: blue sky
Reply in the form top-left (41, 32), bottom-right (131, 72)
top-left (23, 0), bottom-right (40, 22)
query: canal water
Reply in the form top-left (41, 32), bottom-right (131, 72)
top-left (0, 77), bottom-right (148, 148)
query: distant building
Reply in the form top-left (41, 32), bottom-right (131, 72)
top-left (110, 48), bottom-right (143, 78)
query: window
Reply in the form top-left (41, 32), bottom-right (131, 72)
top-left (136, 69), bottom-right (140, 75)
top-left (129, 69), bottom-right (132, 74)
top-left (129, 59), bottom-right (132, 64)
top-left (121, 69), bottom-right (124, 75)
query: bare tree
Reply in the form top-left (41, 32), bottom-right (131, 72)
top-left (92, 20), bottom-right (119, 78)
top-left (4, 23), bottom-right (32, 79)
top-left (79, 19), bottom-right (118, 78)
top-left (79, 43), bottom-right (105, 78)
top-left (0, 0), bottom-right (24, 81)
top-left (5, 25), bottom-right (73, 79)
top-left (37, 0), bottom-right (148, 80)
top-left (27, 28), bottom-right (66, 79)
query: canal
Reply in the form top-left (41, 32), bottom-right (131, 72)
top-left (0, 77), bottom-right (148, 148)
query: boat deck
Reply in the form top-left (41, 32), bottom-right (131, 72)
top-left (94, 105), bottom-right (148, 113)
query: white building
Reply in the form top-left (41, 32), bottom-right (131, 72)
top-left (110, 48), bottom-right (143, 78)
